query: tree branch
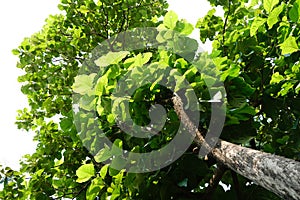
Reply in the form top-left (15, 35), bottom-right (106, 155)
top-left (172, 93), bottom-right (213, 152)
top-left (204, 164), bottom-right (227, 197)
top-left (171, 94), bottom-right (300, 200)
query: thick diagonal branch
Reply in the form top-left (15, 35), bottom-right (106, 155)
top-left (172, 95), bottom-right (300, 200)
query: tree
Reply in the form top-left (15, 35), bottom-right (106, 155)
top-left (1, 0), bottom-right (300, 199)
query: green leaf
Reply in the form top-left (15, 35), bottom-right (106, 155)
top-left (113, 170), bottom-right (125, 186)
top-left (76, 164), bottom-right (95, 183)
top-left (263, 0), bottom-right (279, 13)
top-left (250, 17), bottom-right (266, 37)
top-left (79, 95), bottom-right (96, 111)
top-left (95, 51), bottom-right (130, 67)
top-left (250, 0), bottom-right (259, 7)
top-left (95, 74), bottom-right (108, 96)
top-left (276, 135), bottom-right (289, 144)
top-left (79, 5), bottom-right (89, 14)
top-left (110, 187), bottom-right (121, 200)
top-left (73, 74), bottom-right (97, 95)
top-left (292, 63), bottom-right (300, 73)
top-left (220, 64), bottom-right (240, 81)
top-left (279, 81), bottom-right (295, 96)
top-left (177, 178), bottom-right (188, 187)
top-left (289, 0), bottom-right (300, 22)
top-left (173, 73), bottom-right (186, 92)
top-left (175, 19), bottom-right (194, 35)
top-left (279, 36), bottom-right (299, 55)
top-left (112, 98), bottom-right (129, 122)
top-left (106, 65), bottom-right (120, 79)
top-left (59, 117), bottom-right (73, 131)
top-left (163, 10), bottom-right (178, 29)
top-left (295, 83), bottom-right (300, 94)
top-left (133, 88), bottom-right (144, 101)
top-left (140, 52), bottom-right (153, 65)
top-left (125, 52), bottom-right (153, 69)
top-left (111, 139), bottom-right (123, 157)
top-left (107, 114), bottom-right (115, 124)
top-left (267, 4), bottom-right (285, 29)
top-left (230, 104), bottom-right (257, 115)
top-left (100, 164), bottom-right (109, 179)
top-left (12, 49), bottom-right (20, 55)
top-left (86, 177), bottom-right (104, 200)
top-left (52, 178), bottom-right (62, 189)
top-left (213, 56), bottom-right (227, 70)
top-left (95, 145), bottom-right (112, 163)
top-left (270, 72), bottom-right (284, 84)
top-left (97, 103), bottom-right (105, 116)
top-left (57, 4), bottom-right (65, 11)
top-left (263, 144), bottom-right (275, 153)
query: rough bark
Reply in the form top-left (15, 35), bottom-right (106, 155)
top-left (172, 95), bottom-right (300, 200)
top-left (213, 140), bottom-right (300, 200)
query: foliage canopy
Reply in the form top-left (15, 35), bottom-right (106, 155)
top-left (1, 0), bottom-right (300, 199)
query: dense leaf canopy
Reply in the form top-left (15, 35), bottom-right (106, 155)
top-left (1, 0), bottom-right (299, 199)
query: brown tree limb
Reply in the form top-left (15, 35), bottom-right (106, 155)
top-left (171, 94), bottom-right (300, 200)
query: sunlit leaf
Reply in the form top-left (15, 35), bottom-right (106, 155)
top-left (100, 164), bottom-right (109, 179)
top-left (279, 36), bottom-right (299, 55)
top-left (267, 4), bottom-right (285, 29)
top-left (76, 164), bottom-right (95, 183)
top-left (250, 17), bottom-right (266, 37)
top-left (73, 74), bottom-right (97, 95)
top-left (263, 0), bottom-right (279, 13)
top-left (163, 10), bottom-right (178, 29)
top-left (270, 72), bottom-right (284, 84)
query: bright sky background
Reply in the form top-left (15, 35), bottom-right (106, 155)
top-left (0, 0), bottom-right (215, 170)
top-left (0, 0), bottom-right (61, 169)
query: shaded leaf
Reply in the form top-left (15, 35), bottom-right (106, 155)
top-left (175, 19), bottom-right (194, 35)
top-left (95, 51), bottom-right (130, 67)
top-left (289, 0), bottom-right (300, 22)
top-left (95, 145), bottom-right (112, 163)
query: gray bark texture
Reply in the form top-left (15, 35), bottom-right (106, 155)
top-left (172, 95), bottom-right (300, 200)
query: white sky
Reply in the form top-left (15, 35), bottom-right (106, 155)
top-left (0, 0), bottom-right (213, 170)
top-left (0, 0), bottom-right (61, 169)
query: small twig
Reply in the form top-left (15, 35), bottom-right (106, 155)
top-left (72, 181), bottom-right (91, 200)
top-left (100, 1), bottom-right (109, 39)
top-left (231, 170), bottom-right (242, 199)
top-left (204, 164), bottom-right (227, 197)
top-left (222, 0), bottom-right (231, 45)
